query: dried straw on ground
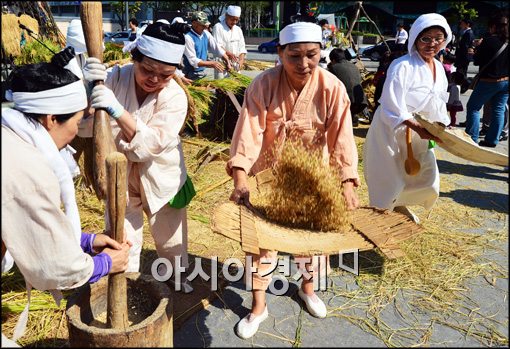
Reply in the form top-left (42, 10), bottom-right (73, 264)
top-left (1, 126), bottom-right (507, 347)
top-left (252, 139), bottom-right (350, 232)
top-left (1, 14), bottom-right (39, 57)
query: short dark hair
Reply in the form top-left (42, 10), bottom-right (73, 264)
top-left (329, 48), bottom-right (346, 62)
top-left (129, 18), bottom-right (138, 26)
top-left (130, 22), bottom-right (190, 67)
top-left (443, 53), bottom-right (456, 63)
top-left (318, 19), bottom-right (329, 27)
top-left (8, 46), bottom-right (80, 93)
top-left (488, 13), bottom-right (508, 41)
top-left (8, 47), bottom-right (81, 124)
top-left (460, 18), bottom-right (472, 27)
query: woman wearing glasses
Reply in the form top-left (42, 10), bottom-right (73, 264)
top-left (363, 13), bottom-right (450, 223)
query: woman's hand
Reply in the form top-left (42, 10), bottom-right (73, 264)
top-left (103, 242), bottom-right (132, 274)
top-left (229, 167), bottom-right (254, 210)
top-left (92, 233), bottom-right (131, 254)
top-left (403, 119), bottom-right (442, 143)
top-left (342, 180), bottom-right (360, 210)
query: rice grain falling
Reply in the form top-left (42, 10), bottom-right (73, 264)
top-left (253, 139), bottom-right (351, 232)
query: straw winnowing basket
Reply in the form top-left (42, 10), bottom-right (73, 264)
top-left (211, 169), bottom-right (424, 259)
top-left (414, 113), bottom-right (508, 167)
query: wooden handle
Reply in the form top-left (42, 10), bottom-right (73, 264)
top-left (406, 126), bottom-right (414, 159)
top-left (105, 152), bottom-right (129, 329)
top-left (80, 2), bottom-right (118, 200)
top-left (80, 2), bottom-right (104, 61)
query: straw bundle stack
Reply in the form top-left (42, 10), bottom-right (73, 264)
top-left (1, 14), bottom-right (39, 57)
top-left (253, 139), bottom-right (351, 232)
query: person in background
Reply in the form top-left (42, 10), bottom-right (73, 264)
top-left (328, 47), bottom-right (367, 127)
top-left (446, 71), bottom-right (464, 127)
top-left (480, 100), bottom-right (508, 141)
top-left (182, 11), bottom-right (231, 81)
top-left (227, 21), bottom-right (360, 340)
top-left (395, 23), bottom-right (408, 53)
top-left (465, 13), bottom-right (508, 147)
top-left (363, 13), bottom-right (449, 224)
top-left (65, 19), bottom-right (95, 185)
top-left (212, 5), bottom-right (247, 78)
top-left (83, 22), bottom-right (196, 292)
top-left (372, 51), bottom-right (402, 120)
top-left (455, 18), bottom-right (475, 93)
top-left (318, 18), bottom-right (332, 49)
top-left (2, 47), bottom-right (130, 346)
top-left (128, 17), bottom-right (141, 41)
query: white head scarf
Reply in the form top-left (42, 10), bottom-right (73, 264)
top-left (227, 5), bottom-right (241, 17)
top-left (408, 13), bottom-right (452, 55)
top-left (66, 19), bottom-right (87, 54)
top-left (170, 17), bottom-right (183, 25)
top-left (122, 30), bottom-right (185, 64)
top-left (279, 22), bottom-right (322, 46)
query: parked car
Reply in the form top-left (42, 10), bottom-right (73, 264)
top-left (361, 39), bottom-right (400, 61)
top-left (258, 38), bottom-right (279, 53)
top-left (104, 31), bottom-right (131, 44)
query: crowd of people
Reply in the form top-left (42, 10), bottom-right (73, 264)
top-left (1, 4), bottom-right (508, 345)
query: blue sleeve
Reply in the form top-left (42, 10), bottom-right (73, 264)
top-left (80, 232), bottom-right (96, 254)
top-left (88, 252), bottom-right (112, 283)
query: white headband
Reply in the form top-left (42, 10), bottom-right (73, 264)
top-left (7, 80), bottom-right (87, 114)
top-left (227, 5), bottom-right (241, 17)
top-left (279, 22), bottom-right (322, 46)
top-left (123, 34), bottom-right (185, 64)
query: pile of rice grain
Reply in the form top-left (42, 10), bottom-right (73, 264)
top-left (254, 139), bottom-right (351, 232)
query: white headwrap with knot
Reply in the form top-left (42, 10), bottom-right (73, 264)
top-left (66, 19), bottom-right (87, 54)
top-left (227, 5), bottom-right (241, 17)
top-left (408, 13), bottom-right (452, 55)
top-left (279, 22), bottom-right (322, 46)
top-left (122, 34), bottom-right (185, 64)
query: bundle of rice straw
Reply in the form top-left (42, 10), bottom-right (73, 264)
top-left (2, 14), bottom-right (39, 57)
top-left (253, 139), bottom-right (351, 232)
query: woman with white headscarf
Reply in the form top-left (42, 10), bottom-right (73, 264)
top-left (2, 47), bottom-right (130, 345)
top-left (227, 21), bottom-right (360, 339)
top-left (363, 13), bottom-right (451, 223)
top-left (82, 22), bottom-right (196, 292)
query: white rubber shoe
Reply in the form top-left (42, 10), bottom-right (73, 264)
top-left (235, 306), bottom-right (269, 339)
top-left (298, 289), bottom-right (327, 318)
top-left (393, 206), bottom-right (420, 224)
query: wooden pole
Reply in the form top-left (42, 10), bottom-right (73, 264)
top-left (359, 3), bottom-right (390, 52)
top-left (80, 1), bottom-right (117, 200)
top-left (105, 152), bottom-right (129, 329)
top-left (346, 1), bottom-right (362, 52)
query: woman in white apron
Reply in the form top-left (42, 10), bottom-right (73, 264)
top-left (363, 13), bottom-right (451, 223)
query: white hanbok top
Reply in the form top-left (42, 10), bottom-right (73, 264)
top-left (105, 64), bottom-right (188, 214)
top-left (363, 13), bottom-right (452, 210)
top-left (363, 52), bottom-right (450, 210)
top-left (212, 20), bottom-right (247, 57)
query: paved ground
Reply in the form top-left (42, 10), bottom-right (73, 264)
top-left (175, 53), bottom-right (508, 347)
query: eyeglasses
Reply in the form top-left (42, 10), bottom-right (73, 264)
top-left (418, 36), bottom-right (446, 44)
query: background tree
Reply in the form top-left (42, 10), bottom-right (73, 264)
top-left (110, 1), bottom-right (143, 30)
top-left (451, 1), bottom-right (478, 22)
